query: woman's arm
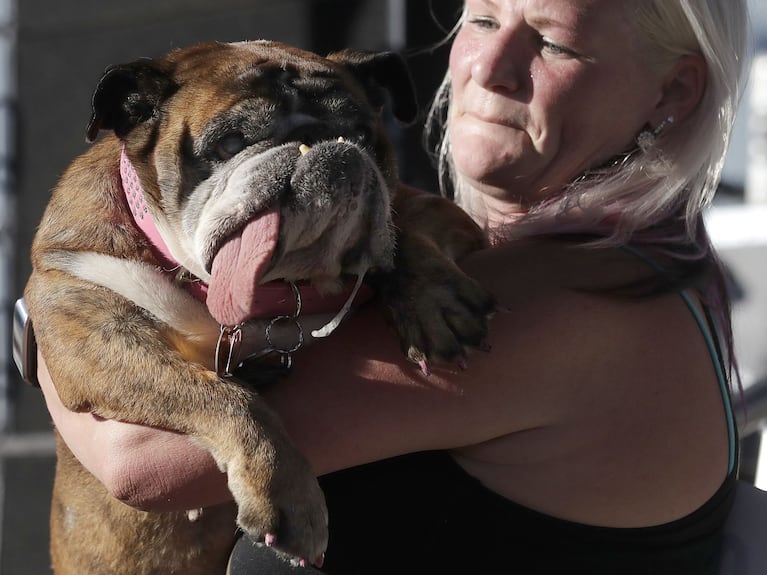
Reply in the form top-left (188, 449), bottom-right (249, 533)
top-left (36, 241), bottom-right (579, 513)
top-left (38, 357), bottom-right (232, 510)
top-left (37, 303), bottom-right (496, 510)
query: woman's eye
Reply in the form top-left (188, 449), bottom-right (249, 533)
top-left (467, 16), bottom-right (499, 31)
top-left (541, 37), bottom-right (577, 58)
top-left (215, 132), bottom-right (247, 160)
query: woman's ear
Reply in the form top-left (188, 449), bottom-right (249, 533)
top-left (650, 53), bottom-right (707, 128)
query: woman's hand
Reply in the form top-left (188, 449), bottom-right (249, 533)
top-left (37, 352), bottom-right (233, 511)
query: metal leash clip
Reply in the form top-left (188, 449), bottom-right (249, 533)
top-left (215, 323), bottom-right (243, 378)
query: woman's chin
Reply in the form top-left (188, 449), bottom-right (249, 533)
top-left (452, 128), bottom-right (526, 175)
top-left (453, 152), bottom-right (527, 192)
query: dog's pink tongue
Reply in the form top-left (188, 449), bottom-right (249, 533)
top-left (208, 208), bottom-right (280, 325)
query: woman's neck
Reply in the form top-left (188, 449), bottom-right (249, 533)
top-left (454, 185), bottom-right (528, 246)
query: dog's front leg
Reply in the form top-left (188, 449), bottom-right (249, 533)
top-left (25, 272), bottom-right (328, 563)
top-left (374, 186), bottom-right (496, 372)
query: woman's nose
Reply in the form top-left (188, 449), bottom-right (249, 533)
top-left (471, 31), bottom-right (525, 94)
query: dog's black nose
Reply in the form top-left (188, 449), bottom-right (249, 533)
top-left (277, 113), bottom-right (326, 146)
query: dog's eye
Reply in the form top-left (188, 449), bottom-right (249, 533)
top-left (215, 132), bottom-right (247, 160)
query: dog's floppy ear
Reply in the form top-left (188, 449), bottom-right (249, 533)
top-left (86, 59), bottom-right (176, 143)
top-left (330, 49), bottom-right (418, 125)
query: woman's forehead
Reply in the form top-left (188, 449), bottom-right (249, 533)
top-left (472, 0), bottom-right (632, 27)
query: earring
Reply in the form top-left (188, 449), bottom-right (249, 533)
top-left (637, 115), bottom-right (675, 153)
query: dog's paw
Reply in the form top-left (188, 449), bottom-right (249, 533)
top-left (374, 233), bottom-right (495, 373)
top-left (227, 444), bottom-right (328, 565)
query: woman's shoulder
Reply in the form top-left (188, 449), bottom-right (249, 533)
top-left (460, 237), bottom-right (657, 304)
top-left (452, 240), bottom-right (731, 524)
top-left (455, 238), bottom-right (710, 405)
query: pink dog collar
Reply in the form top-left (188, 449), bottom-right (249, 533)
top-left (119, 147), bottom-right (373, 317)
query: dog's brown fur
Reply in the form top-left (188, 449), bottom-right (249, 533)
top-left (25, 41), bottom-right (492, 574)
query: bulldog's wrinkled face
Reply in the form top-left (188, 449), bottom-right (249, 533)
top-left (87, 40), bottom-right (416, 325)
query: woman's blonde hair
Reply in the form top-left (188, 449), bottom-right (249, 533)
top-left (426, 0), bottom-right (751, 247)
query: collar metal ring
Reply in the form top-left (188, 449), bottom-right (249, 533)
top-left (265, 315), bottom-right (304, 355)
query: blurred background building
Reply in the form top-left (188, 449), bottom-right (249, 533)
top-left (0, 0), bottom-right (766, 573)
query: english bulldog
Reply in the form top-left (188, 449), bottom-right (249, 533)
top-left (24, 40), bottom-right (493, 574)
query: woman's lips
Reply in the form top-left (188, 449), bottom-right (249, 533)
top-left (461, 109), bottom-right (523, 129)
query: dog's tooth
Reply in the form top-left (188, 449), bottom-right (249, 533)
top-left (186, 509), bottom-right (203, 522)
top-left (299, 144), bottom-right (311, 156)
top-left (337, 136), bottom-right (345, 143)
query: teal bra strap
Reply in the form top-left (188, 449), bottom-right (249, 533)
top-left (620, 245), bottom-right (737, 475)
top-left (678, 290), bottom-right (737, 474)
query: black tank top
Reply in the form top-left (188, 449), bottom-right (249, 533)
top-left (314, 449), bottom-right (736, 574)
top-left (228, 449), bottom-right (736, 574)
